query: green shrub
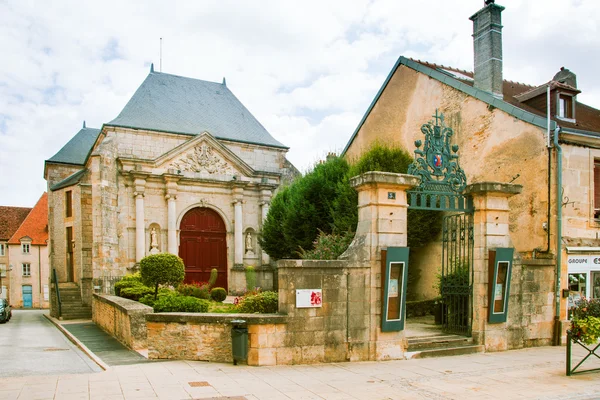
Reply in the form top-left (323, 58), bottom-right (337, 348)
top-left (139, 288), bottom-right (174, 307)
top-left (120, 285), bottom-right (154, 301)
top-left (568, 297), bottom-right (600, 344)
top-left (177, 283), bottom-right (210, 300)
top-left (236, 291), bottom-right (278, 313)
top-left (210, 287), bottom-right (227, 302)
top-left (208, 268), bottom-right (218, 288)
top-left (140, 253), bottom-right (185, 298)
top-left (300, 230), bottom-right (354, 260)
top-left (114, 273), bottom-right (143, 296)
top-left (153, 294), bottom-right (210, 313)
top-left (245, 266), bottom-right (256, 291)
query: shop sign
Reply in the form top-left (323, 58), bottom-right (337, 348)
top-left (567, 255), bottom-right (600, 269)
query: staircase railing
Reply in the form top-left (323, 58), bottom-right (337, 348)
top-left (52, 268), bottom-right (62, 318)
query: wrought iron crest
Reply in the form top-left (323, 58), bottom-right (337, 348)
top-left (407, 110), bottom-right (467, 194)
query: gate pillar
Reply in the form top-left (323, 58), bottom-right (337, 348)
top-left (343, 172), bottom-right (419, 360)
top-left (465, 182), bottom-right (522, 350)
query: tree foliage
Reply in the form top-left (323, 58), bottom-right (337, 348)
top-left (261, 142), bottom-right (443, 259)
top-left (140, 253), bottom-right (185, 298)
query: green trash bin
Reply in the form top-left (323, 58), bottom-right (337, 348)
top-left (231, 319), bottom-right (248, 365)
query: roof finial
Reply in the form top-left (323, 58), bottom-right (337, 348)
top-left (83, 120), bottom-right (86, 128)
top-left (150, 63), bottom-right (154, 73)
top-left (222, 77), bottom-right (227, 86)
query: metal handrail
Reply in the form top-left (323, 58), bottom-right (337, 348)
top-left (52, 268), bottom-right (62, 318)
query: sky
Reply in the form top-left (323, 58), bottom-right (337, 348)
top-left (1, 0), bottom-right (599, 207)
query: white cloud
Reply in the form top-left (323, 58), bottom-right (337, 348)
top-left (1, 0), bottom-right (600, 206)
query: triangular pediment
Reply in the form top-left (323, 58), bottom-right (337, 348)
top-left (154, 132), bottom-right (254, 177)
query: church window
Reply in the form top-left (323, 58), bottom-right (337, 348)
top-left (65, 191), bottom-right (72, 218)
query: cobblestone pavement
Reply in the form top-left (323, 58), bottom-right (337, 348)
top-left (1, 344), bottom-right (600, 399)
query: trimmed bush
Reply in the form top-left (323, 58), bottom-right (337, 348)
top-left (139, 288), bottom-right (174, 307)
top-left (114, 273), bottom-right (143, 296)
top-left (153, 294), bottom-right (210, 313)
top-left (120, 285), bottom-right (154, 301)
top-left (245, 266), bottom-right (256, 291)
top-left (208, 268), bottom-right (218, 288)
top-left (177, 283), bottom-right (210, 300)
top-left (236, 291), bottom-right (278, 313)
top-left (210, 287), bottom-right (227, 302)
top-left (140, 253), bottom-right (185, 298)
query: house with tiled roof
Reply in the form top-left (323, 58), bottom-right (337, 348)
top-left (45, 66), bottom-right (296, 318)
top-left (6, 193), bottom-right (49, 308)
top-left (342, 0), bottom-right (600, 350)
top-left (0, 205), bottom-right (31, 300)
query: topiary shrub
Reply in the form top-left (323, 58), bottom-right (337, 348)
top-left (245, 266), bottom-right (256, 291)
top-left (210, 287), bottom-right (227, 302)
top-left (177, 283), bottom-right (210, 300)
top-left (236, 291), bottom-right (278, 313)
top-left (140, 253), bottom-right (185, 299)
top-left (153, 294), bottom-right (210, 313)
top-left (208, 268), bottom-right (218, 288)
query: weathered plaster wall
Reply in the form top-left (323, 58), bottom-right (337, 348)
top-left (7, 244), bottom-right (49, 308)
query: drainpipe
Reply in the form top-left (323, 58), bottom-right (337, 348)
top-left (553, 125), bottom-right (563, 346)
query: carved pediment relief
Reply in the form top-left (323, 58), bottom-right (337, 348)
top-left (169, 143), bottom-right (233, 175)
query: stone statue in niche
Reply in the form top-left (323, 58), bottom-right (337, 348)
top-left (245, 232), bottom-right (254, 255)
top-left (150, 227), bottom-right (160, 255)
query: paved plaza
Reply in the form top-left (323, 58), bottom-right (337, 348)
top-left (1, 340), bottom-right (600, 399)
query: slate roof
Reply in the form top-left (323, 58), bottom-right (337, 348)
top-left (342, 56), bottom-right (600, 154)
top-left (107, 70), bottom-right (287, 149)
top-left (0, 206), bottom-right (32, 241)
top-left (8, 193), bottom-right (48, 246)
top-left (46, 125), bottom-right (101, 165)
top-left (50, 169), bottom-right (87, 192)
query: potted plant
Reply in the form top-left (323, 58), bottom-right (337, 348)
top-left (568, 297), bottom-right (600, 344)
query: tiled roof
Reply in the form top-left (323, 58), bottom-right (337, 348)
top-left (0, 206), bottom-right (32, 241)
top-left (107, 70), bottom-right (287, 149)
top-left (46, 125), bottom-right (101, 165)
top-left (8, 193), bottom-right (48, 246)
top-left (342, 56), bottom-right (600, 155)
top-left (410, 59), bottom-right (600, 134)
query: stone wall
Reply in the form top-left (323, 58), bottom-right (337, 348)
top-left (92, 294), bottom-right (152, 350)
top-left (146, 313), bottom-right (287, 364)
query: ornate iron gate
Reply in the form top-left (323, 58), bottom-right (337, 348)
top-left (441, 213), bottom-right (474, 335)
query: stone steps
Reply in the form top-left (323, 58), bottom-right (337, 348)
top-left (50, 284), bottom-right (92, 320)
top-left (406, 334), bottom-right (484, 359)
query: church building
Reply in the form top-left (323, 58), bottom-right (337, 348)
top-left (45, 67), bottom-right (295, 318)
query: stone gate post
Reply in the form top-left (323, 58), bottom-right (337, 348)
top-left (343, 171), bottom-right (420, 360)
top-left (465, 182), bottom-right (522, 350)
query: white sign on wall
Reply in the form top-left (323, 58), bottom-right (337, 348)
top-left (296, 289), bottom-right (323, 308)
top-left (567, 255), bottom-right (600, 271)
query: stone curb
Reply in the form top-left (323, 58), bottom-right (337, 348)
top-left (43, 314), bottom-right (110, 371)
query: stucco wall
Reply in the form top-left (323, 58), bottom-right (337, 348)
top-left (7, 244), bottom-right (49, 308)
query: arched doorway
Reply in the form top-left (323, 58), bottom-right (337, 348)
top-left (179, 207), bottom-right (228, 290)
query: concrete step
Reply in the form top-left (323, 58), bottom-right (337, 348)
top-left (406, 344), bottom-right (485, 359)
top-left (407, 335), bottom-right (472, 351)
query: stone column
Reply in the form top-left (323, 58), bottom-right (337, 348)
top-left (465, 182), bottom-right (522, 351)
top-left (164, 176), bottom-right (179, 255)
top-left (233, 186), bottom-right (244, 266)
top-left (259, 188), bottom-right (272, 265)
top-left (344, 171), bottom-right (420, 361)
top-left (133, 177), bottom-right (147, 263)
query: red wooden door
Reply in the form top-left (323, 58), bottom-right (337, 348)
top-left (179, 207), bottom-right (228, 289)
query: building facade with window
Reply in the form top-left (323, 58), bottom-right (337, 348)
top-left (45, 69), bottom-right (295, 318)
top-left (342, 1), bottom-right (600, 347)
top-left (5, 193), bottom-right (49, 308)
top-left (0, 205), bottom-right (31, 301)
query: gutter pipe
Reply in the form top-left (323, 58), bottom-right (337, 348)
top-left (553, 124), bottom-right (563, 346)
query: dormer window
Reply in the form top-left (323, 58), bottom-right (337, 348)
top-left (558, 94), bottom-right (574, 120)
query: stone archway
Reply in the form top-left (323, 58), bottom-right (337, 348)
top-left (179, 207), bottom-right (228, 290)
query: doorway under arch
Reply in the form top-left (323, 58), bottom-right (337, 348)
top-left (179, 207), bottom-right (228, 290)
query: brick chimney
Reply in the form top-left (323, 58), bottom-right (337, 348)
top-left (470, 0), bottom-right (505, 99)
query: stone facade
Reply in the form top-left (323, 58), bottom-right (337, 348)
top-left (93, 294), bottom-right (152, 350)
